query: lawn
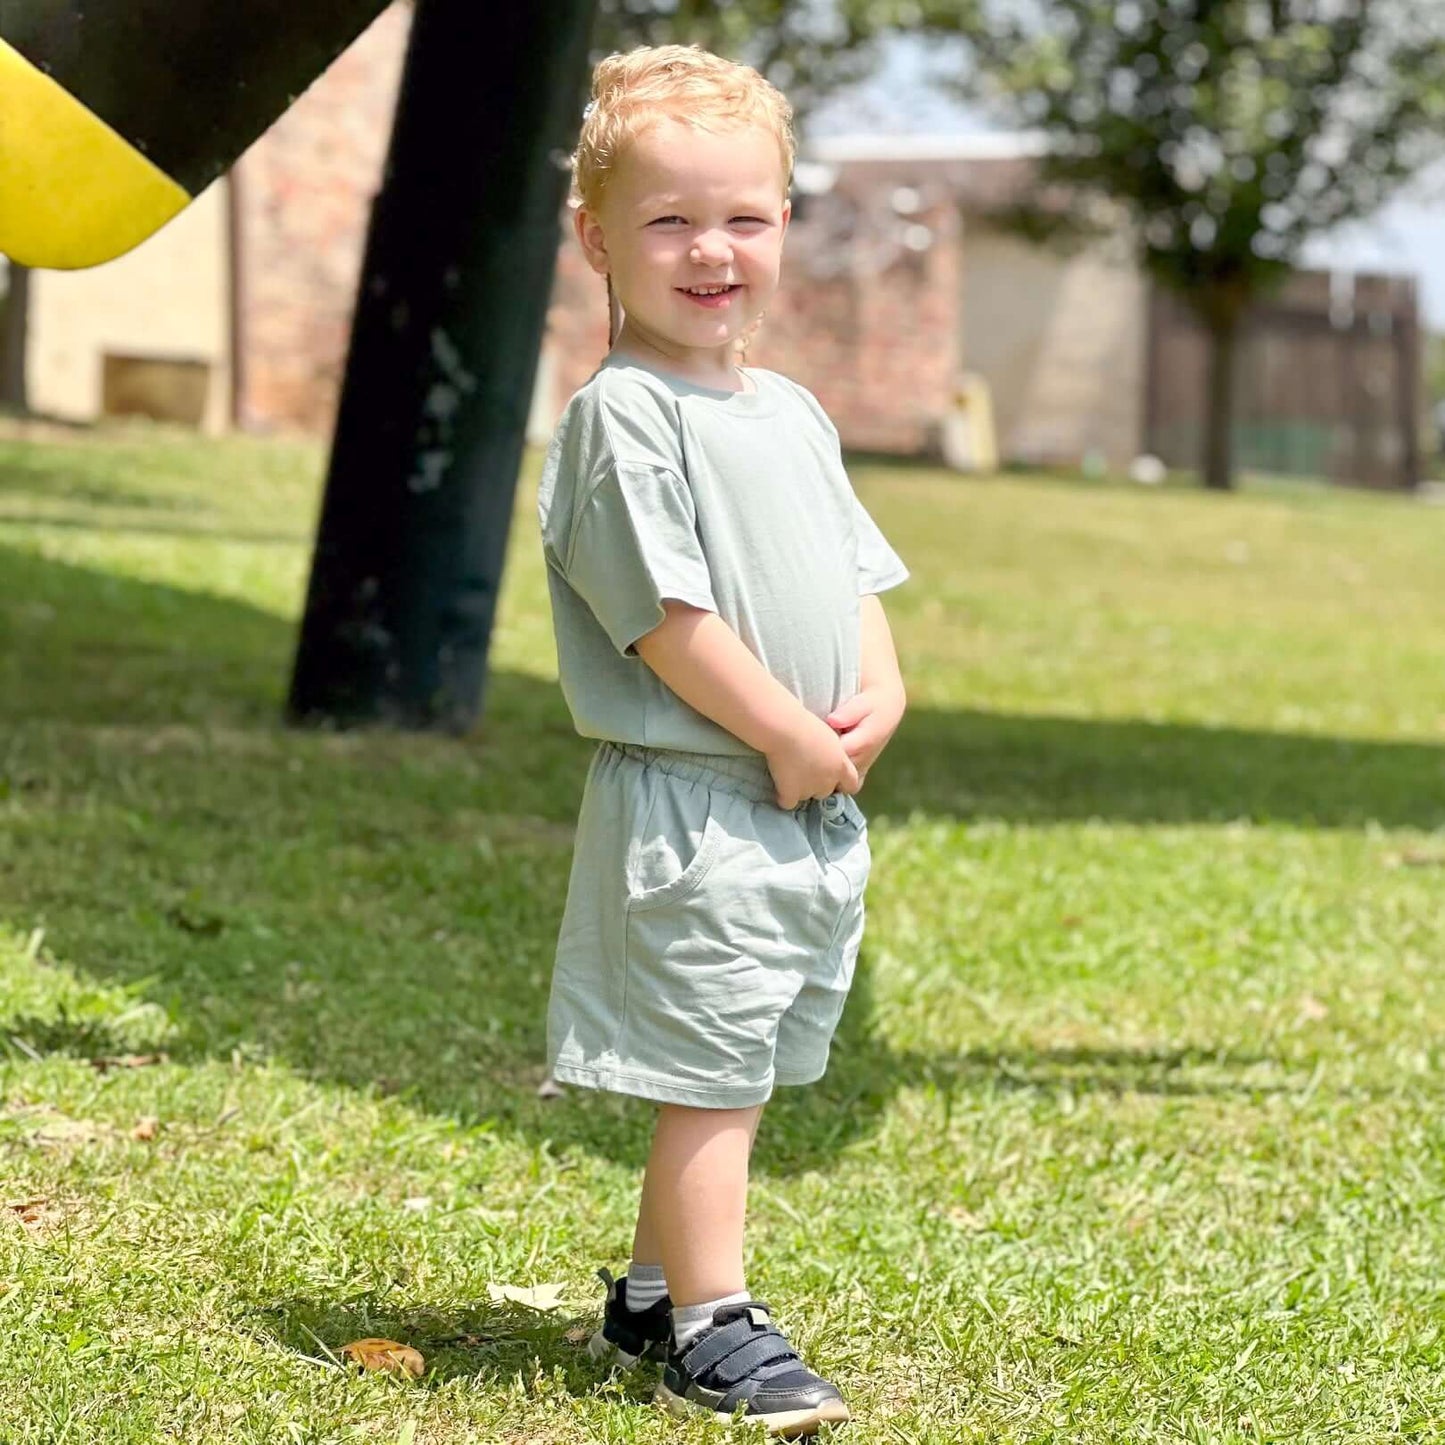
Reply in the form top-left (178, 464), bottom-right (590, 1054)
top-left (2, 422), bottom-right (1444, 1443)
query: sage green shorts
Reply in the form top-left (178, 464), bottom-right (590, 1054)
top-left (547, 741), bottom-right (872, 1108)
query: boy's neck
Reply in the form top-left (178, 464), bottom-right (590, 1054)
top-left (610, 326), bottom-right (751, 394)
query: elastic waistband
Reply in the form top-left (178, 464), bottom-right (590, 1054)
top-left (601, 741), bottom-right (777, 805)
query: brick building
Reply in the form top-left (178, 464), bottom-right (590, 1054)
top-left (17, 3), bottom-right (1418, 482)
top-left (24, 4), bottom-right (1144, 466)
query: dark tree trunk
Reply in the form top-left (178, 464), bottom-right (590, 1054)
top-left (1201, 308), bottom-right (1241, 492)
top-left (287, 0), bottom-right (597, 731)
top-left (0, 262), bottom-right (30, 414)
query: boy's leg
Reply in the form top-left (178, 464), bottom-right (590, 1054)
top-left (632, 1102), bottom-right (762, 1305)
top-left (592, 1103), bottom-right (761, 1371)
top-left (637, 1101), bottom-right (847, 1431)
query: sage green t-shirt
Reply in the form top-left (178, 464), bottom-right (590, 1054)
top-left (537, 355), bottom-right (909, 758)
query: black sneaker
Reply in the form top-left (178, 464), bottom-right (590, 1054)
top-left (656, 1300), bottom-right (849, 1437)
top-left (587, 1267), bottom-right (673, 1370)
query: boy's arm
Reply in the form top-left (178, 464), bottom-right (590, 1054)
top-left (825, 593), bottom-right (906, 783)
top-left (633, 602), bottom-right (859, 808)
top-left (859, 592), bottom-right (905, 701)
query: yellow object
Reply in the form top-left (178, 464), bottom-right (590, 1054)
top-left (0, 38), bottom-right (189, 269)
top-left (940, 371), bottom-right (998, 473)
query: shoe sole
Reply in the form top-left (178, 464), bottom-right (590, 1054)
top-left (655, 1382), bottom-right (851, 1437)
top-left (587, 1328), bottom-right (658, 1371)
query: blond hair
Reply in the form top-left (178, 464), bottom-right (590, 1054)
top-left (573, 44), bottom-right (795, 212)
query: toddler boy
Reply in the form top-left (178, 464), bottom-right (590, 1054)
top-left (538, 44), bottom-right (908, 1436)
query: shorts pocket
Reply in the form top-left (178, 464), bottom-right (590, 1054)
top-left (628, 782), bottom-right (729, 913)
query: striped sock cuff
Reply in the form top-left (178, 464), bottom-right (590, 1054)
top-left (624, 1260), bottom-right (669, 1311)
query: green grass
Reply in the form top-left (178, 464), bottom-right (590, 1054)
top-left (2, 421), bottom-right (1444, 1443)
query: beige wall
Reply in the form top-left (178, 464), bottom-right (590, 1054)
top-left (28, 180), bottom-right (231, 431)
top-left (961, 220), bottom-right (1146, 469)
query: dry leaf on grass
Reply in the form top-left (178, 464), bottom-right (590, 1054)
top-left (485, 1282), bottom-right (568, 1311)
top-left (564, 1325), bottom-right (592, 1345)
top-left (131, 1117), bottom-right (160, 1142)
top-left (340, 1338), bottom-right (425, 1377)
top-left (7, 1198), bottom-right (58, 1231)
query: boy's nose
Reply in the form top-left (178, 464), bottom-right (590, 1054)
top-left (690, 231), bottom-right (733, 264)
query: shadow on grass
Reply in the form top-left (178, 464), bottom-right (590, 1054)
top-left (248, 1294), bottom-right (651, 1398)
top-left (2, 544), bottom-right (1442, 1178)
top-left (526, 965), bottom-right (1315, 1183)
top-left (871, 706), bottom-right (1445, 831)
top-left (2, 1013), bottom-right (166, 1063)
top-left (0, 543), bottom-right (295, 727)
top-left (4, 542), bottom-right (1444, 824)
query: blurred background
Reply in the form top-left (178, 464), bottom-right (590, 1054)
top-left (4, 0), bottom-right (1444, 496)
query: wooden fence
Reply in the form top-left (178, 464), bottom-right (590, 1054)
top-left (1145, 270), bottom-right (1422, 489)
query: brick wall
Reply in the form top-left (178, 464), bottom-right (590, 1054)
top-left (752, 198), bottom-right (961, 455)
top-left (234, 3), bottom-right (412, 432)
top-left (543, 197), bottom-right (963, 456)
top-left (235, 9), bottom-right (965, 454)
top-left (545, 216), bottom-right (613, 420)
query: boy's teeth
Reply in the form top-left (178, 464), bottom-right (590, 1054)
top-left (687, 285), bottom-right (732, 294)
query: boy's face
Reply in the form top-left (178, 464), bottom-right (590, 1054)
top-left (575, 117), bottom-right (791, 380)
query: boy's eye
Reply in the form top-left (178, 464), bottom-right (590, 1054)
top-left (731, 216), bottom-right (769, 227)
top-left (648, 215), bottom-right (687, 227)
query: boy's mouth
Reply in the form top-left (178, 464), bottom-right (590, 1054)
top-left (678, 283), bottom-right (741, 309)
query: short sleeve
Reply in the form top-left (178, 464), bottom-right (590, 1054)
top-left (562, 463), bottom-right (717, 655)
top-left (853, 493), bottom-right (910, 596)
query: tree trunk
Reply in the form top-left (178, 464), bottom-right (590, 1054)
top-left (287, 0), bottom-right (597, 731)
top-left (0, 262), bottom-right (30, 414)
top-left (1201, 308), bottom-right (1240, 492)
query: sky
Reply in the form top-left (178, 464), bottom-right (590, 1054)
top-left (807, 37), bottom-right (1445, 331)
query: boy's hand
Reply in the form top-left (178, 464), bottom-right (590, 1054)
top-left (826, 682), bottom-right (906, 786)
top-left (765, 712), bottom-right (860, 810)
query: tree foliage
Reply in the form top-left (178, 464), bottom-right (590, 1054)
top-left (585, 1), bottom-right (1445, 488)
top-left (902, 0), bottom-right (1445, 487)
top-left (591, 0), bottom-right (887, 114)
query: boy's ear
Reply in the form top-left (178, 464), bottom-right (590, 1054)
top-left (780, 196), bottom-right (792, 238)
top-left (574, 205), bottom-right (610, 277)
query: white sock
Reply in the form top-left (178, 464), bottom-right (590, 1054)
top-left (624, 1260), bottom-right (668, 1311)
top-left (672, 1289), bottom-right (750, 1349)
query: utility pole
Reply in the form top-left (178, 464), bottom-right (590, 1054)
top-left (289, 0), bottom-right (597, 729)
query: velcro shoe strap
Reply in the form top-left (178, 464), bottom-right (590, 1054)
top-left (680, 1318), bottom-right (751, 1377)
top-left (710, 1331), bottom-right (799, 1388)
top-left (681, 1315), bottom-right (767, 1377)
